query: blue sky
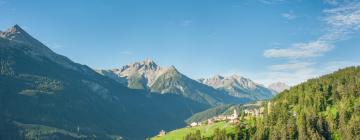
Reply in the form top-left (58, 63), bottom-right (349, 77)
top-left (1, 0), bottom-right (360, 86)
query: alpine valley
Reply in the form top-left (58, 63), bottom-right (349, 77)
top-left (152, 66), bottom-right (360, 140)
top-left (2, 1), bottom-right (360, 139)
top-left (0, 25), bottom-right (276, 140)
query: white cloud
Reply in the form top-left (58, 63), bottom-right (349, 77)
top-left (255, 61), bottom-right (359, 86)
top-left (326, 12), bottom-right (360, 28)
top-left (281, 12), bottom-right (297, 20)
top-left (265, 2), bottom-right (360, 59)
top-left (264, 41), bottom-right (333, 58)
top-left (323, 2), bottom-right (360, 40)
top-left (261, 2), bottom-right (360, 86)
top-left (266, 61), bottom-right (317, 86)
top-left (324, 61), bottom-right (360, 71)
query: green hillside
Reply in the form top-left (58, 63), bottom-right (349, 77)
top-left (151, 121), bottom-right (238, 140)
top-left (250, 66), bottom-right (360, 140)
top-left (153, 66), bottom-right (360, 140)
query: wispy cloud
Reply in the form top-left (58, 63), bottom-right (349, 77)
top-left (264, 41), bottom-right (333, 58)
top-left (253, 60), bottom-right (359, 86)
top-left (181, 20), bottom-right (193, 27)
top-left (262, 61), bottom-right (317, 85)
top-left (324, 61), bottom-right (360, 71)
top-left (323, 2), bottom-right (360, 40)
top-left (265, 2), bottom-right (360, 59)
top-left (262, 1), bottom-right (360, 85)
top-left (281, 12), bottom-right (297, 20)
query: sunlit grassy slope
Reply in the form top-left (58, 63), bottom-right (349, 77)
top-left (151, 121), bottom-right (236, 140)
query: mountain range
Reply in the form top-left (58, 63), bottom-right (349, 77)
top-left (199, 75), bottom-right (275, 100)
top-left (0, 25), bottom-right (211, 140)
top-left (0, 25), bottom-right (282, 140)
top-left (97, 61), bottom-right (277, 105)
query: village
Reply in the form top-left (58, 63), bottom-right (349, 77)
top-left (157, 102), bottom-right (272, 137)
top-left (188, 107), bottom-right (264, 127)
top-left (188, 101), bottom-right (272, 128)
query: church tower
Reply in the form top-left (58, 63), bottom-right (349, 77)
top-left (233, 109), bottom-right (238, 118)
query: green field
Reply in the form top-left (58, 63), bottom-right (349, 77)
top-left (151, 121), bottom-right (237, 140)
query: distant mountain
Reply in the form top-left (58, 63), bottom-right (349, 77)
top-left (98, 60), bottom-right (249, 106)
top-left (0, 25), bottom-right (209, 140)
top-left (267, 82), bottom-right (290, 93)
top-left (199, 75), bottom-right (275, 101)
top-left (97, 59), bottom-right (171, 90)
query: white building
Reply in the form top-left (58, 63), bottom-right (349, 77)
top-left (231, 109), bottom-right (238, 119)
top-left (158, 130), bottom-right (166, 136)
top-left (190, 122), bottom-right (199, 127)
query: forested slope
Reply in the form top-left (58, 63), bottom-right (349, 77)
top-left (247, 66), bottom-right (360, 139)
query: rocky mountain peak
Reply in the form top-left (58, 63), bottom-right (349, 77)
top-left (0, 25), bottom-right (50, 52)
top-left (100, 59), bottom-right (180, 87)
top-left (203, 74), bottom-right (254, 88)
top-left (213, 74), bottom-right (224, 80)
top-left (0, 25), bottom-right (79, 71)
top-left (119, 59), bottom-right (159, 72)
top-left (167, 65), bottom-right (179, 72)
top-left (7, 24), bottom-right (23, 33)
top-left (200, 74), bottom-right (274, 100)
top-left (228, 74), bottom-right (243, 80)
top-left (1, 25), bottom-right (32, 42)
top-left (143, 58), bottom-right (156, 65)
top-left (143, 59), bottom-right (158, 70)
